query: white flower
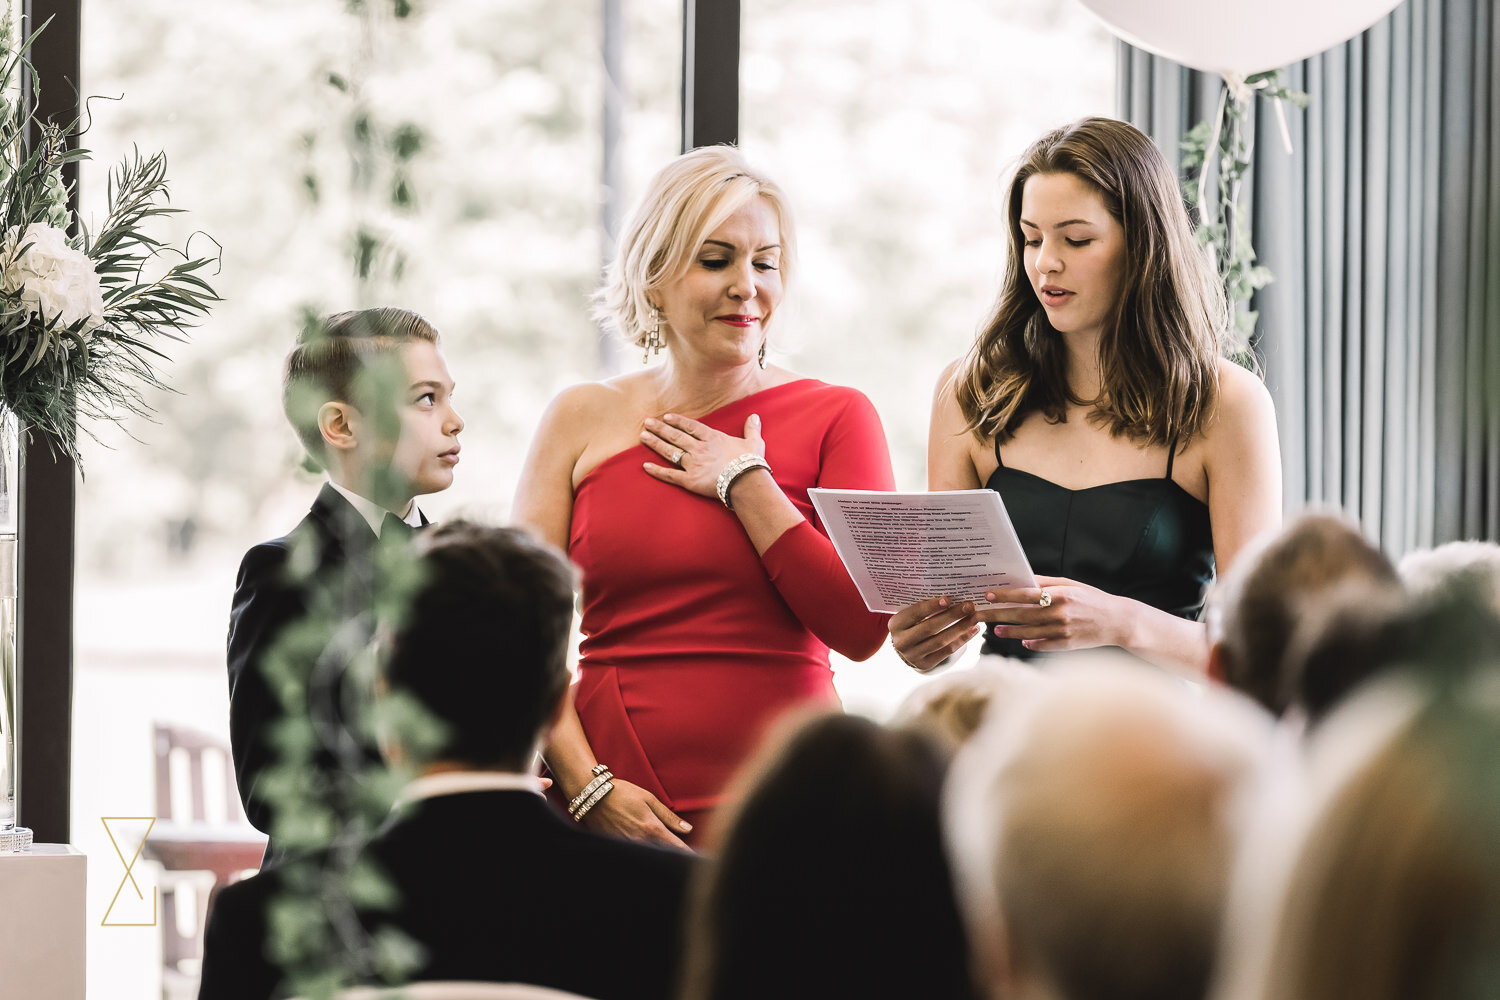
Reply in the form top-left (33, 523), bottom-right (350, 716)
top-left (0, 223), bottom-right (106, 336)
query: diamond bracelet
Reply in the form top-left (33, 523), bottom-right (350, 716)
top-left (716, 453), bottom-right (772, 509)
top-left (567, 764), bottom-right (612, 816)
top-left (571, 780), bottom-right (615, 822)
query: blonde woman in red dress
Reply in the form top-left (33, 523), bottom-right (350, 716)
top-left (513, 146), bottom-right (895, 849)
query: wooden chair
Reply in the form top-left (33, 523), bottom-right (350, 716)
top-left (142, 723), bottom-right (268, 994)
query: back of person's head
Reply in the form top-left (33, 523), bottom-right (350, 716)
top-left (892, 658), bottom-right (1046, 754)
top-left (1400, 540), bottom-right (1500, 617)
top-left (679, 712), bottom-right (976, 1000)
top-left (283, 307), bottom-right (440, 469)
top-left (946, 656), bottom-right (1268, 1000)
top-left (596, 144), bottom-right (796, 349)
top-left (1284, 582), bottom-right (1500, 727)
top-left (1210, 512), bottom-right (1401, 714)
top-left (379, 520), bottom-right (575, 770)
top-left (1225, 672), bottom-right (1500, 1000)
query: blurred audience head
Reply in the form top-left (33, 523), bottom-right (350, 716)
top-left (1221, 671), bottom-right (1500, 1000)
top-left (1208, 512), bottom-right (1401, 714)
top-left (1400, 540), bottom-right (1500, 616)
top-left (378, 520), bottom-right (576, 772)
top-left (946, 656), bottom-right (1268, 1000)
top-left (1284, 581), bottom-right (1500, 728)
top-left (893, 658), bottom-right (1046, 754)
top-left (597, 144), bottom-right (796, 349)
top-left (679, 711), bottom-right (976, 1000)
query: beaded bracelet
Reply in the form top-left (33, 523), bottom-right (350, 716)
top-left (716, 453), bottom-right (772, 509)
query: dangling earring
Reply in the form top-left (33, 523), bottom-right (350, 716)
top-left (757, 339), bottom-right (767, 370)
top-left (643, 305), bottom-right (665, 364)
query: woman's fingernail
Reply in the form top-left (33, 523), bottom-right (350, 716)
top-left (985, 592), bottom-right (996, 601)
top-left (938, 597), bottom-right (950, 607)
top-left (680, 821), bottom-right (692, 831)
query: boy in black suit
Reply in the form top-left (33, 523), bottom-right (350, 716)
top-left (201, 523), bottom-right (696, 1000)
top-left (226, 308), bottom-right (463, 860)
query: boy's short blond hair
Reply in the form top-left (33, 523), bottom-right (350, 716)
top-left (282, 307), bottom-right (440, 469)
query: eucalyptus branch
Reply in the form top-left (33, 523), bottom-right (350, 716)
top-left (263, 4), bottom-right (432, 996)
top-left (1181, 70), bottom-right (1309, 360)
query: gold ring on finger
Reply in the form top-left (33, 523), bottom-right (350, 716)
top-left (1038, 590), bottom-right (1052, 608)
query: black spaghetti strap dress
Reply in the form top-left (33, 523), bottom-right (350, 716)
top-left (982, 436), bottom-right (1216, 659)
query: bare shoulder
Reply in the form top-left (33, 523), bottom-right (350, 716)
top-left (929, 356), bottom-right (985, 489)
top-left (931, 358), bottom-right (969, 428)
top-left (935, 357), bottom-right (966, 395)
top-left (1208, 359), bottom-right (1276, 439)
top-left (1199, 358), bottom-right (1279, 477)
top-left (537, 375), bottom-right (638, 437)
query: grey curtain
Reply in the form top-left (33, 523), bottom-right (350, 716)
top-left (1117, 0), bottom-right (1499, 555)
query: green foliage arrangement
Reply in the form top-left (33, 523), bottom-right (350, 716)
top-left (261, 511), bottom-right (439, 999)
top-left (0, 17), bottom-right (218, 462)
top-left (261, 5), bottom-right (450, 998)
top-left (1181, 71), bottom-right (1308, 355)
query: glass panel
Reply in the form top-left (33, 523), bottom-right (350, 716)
top-left (742, 0), bottom-right (1115, 715)
top-left (74, 1), bottom-right (678, 995)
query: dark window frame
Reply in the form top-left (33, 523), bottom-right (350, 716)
top-left (682, 0), bottom-right (739, 149)
top-left (16, 0), bottom-right (81, 845)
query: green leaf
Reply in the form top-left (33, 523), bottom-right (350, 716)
top-left (388, 123), bottom-right (423, 160)
top-left (344, 858), bottom-right (401, 911)
top-left (370, 926), bottom-right (426, 980)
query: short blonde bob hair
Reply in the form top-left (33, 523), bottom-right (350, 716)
top-left (596, 145), bottom-right (796, 348)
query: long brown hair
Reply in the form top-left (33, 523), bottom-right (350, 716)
top-left (955, 117), bottom-right (1227, 448)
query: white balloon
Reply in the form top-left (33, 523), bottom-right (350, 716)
top-left (1079, 0), bottom-right (1406, 77)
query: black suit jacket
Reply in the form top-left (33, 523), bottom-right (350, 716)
top-left (198, 789), bottom-right (697, 1000)
top-left (227, 484), bottom-right (417, 860)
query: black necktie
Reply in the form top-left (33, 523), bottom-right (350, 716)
top-left (381, 512), bottom-right (415, 541)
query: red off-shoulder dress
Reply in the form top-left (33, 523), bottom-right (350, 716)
top-left (567, 379), bottom-right (895, 833)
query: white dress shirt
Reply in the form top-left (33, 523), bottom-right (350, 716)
top-left (329, 482), bottom-right (424, 537)
top-left (398, 770), bottom-right (546, 804)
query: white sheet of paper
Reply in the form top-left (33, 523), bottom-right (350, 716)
top-left (808, 488), bottom-right (1038, 614)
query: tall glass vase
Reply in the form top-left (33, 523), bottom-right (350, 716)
top-left (0, 409), bottom-right (18, 839)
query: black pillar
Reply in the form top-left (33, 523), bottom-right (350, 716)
top-left (681, 0), bottom-right (739, 150)
top-left (17, 0), bottom-right (80, 845)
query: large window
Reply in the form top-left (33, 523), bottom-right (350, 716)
top-left (741, 0), bottom-right (1115, 713)
top-left (74, 2), bottom-right (677, 994)
top-left (63, 3), bottom-right (1109, 991)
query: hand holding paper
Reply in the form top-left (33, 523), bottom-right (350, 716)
top-left (807, 488), bottom-right (1038, 614)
